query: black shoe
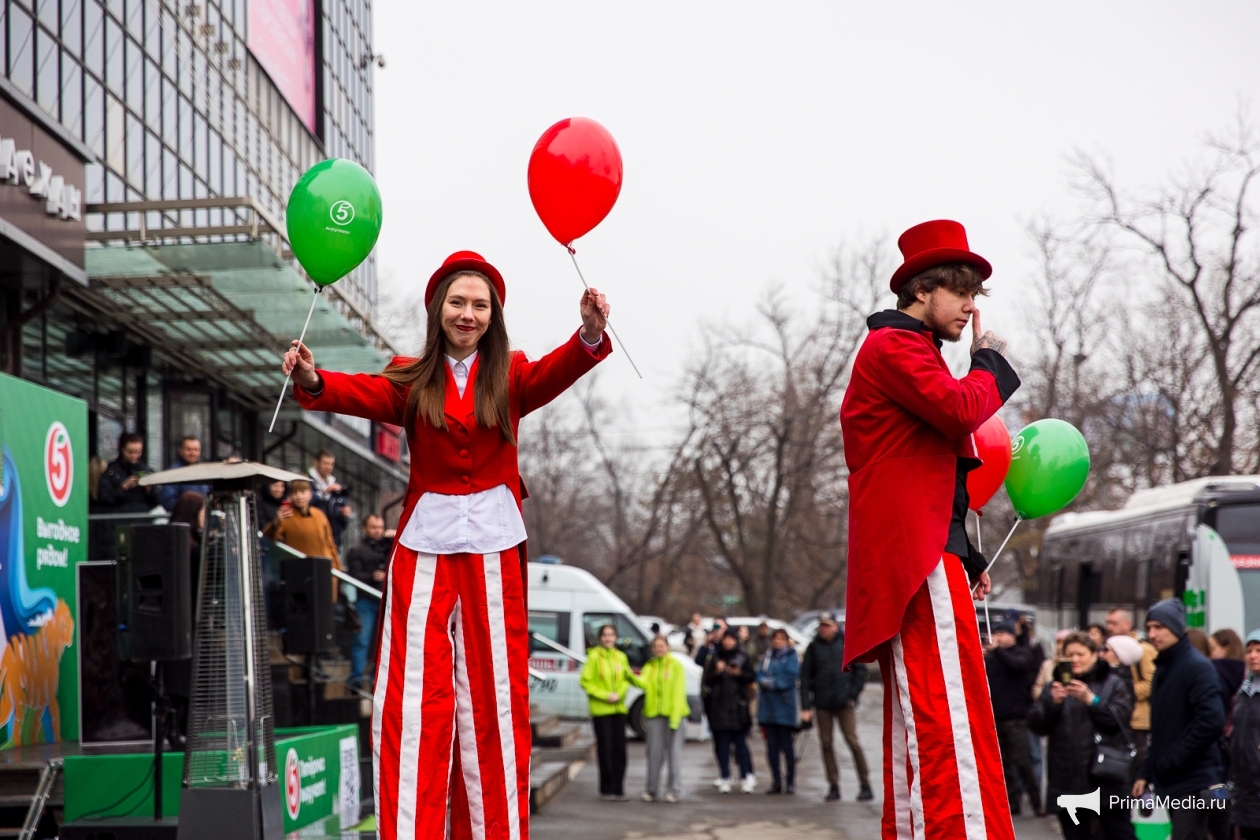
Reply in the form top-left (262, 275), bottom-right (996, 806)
top-left (858, 785), bottom-right (874, 802)
top-left (766, 783), bottom-right (782, 795)
top-left (826, 784), bottom-right (841, 801)
top-left (1010, 802), bottom-right (1021, 816)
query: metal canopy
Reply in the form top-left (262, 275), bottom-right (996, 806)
top-left (139, 460), bottom-right (308, 487)
top-left (65, 240), bottom-right (393, 409)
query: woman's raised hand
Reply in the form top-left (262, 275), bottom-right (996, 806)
top-left (580, 287), bottom-right (610, 344)
top-left (281, 340), bottom-right (322, 391)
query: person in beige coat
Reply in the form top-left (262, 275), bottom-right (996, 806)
top-left (1106, 608), bottom-right (1156, 766)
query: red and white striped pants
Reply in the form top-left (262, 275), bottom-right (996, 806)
top-left (372, 544), bottom-right (531, 840)
top-left (877, 553), bottom-right (1015, 840)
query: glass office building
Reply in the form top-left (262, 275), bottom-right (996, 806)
top-left (0, 0), bottom-right (405, 537)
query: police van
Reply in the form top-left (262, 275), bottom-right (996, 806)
top-left (527, 560), bottom-right (706, 739)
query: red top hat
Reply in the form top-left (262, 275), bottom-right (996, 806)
top-left (889, 220), bottom-right (992, 294)
top-left (425, 251), bottom-right (507, 307)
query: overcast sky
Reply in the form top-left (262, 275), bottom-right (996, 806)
top-left (370, 2), bottom-right (1260, 417)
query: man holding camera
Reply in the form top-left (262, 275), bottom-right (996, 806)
top-left (840, 220), bottom-right (1021, 840)
top-left (309, 450), bottom-right (353, 548)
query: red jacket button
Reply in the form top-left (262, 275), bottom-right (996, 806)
top-left (460, 450), bottom-right (469, 457)
top-left (461, 476), bottom-right (470, 484)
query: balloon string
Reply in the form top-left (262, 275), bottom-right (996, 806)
top-left (268, 288), bottom-right (322, 434)
top-left (983, 516), bottom-right (1023, 577)
top-left (977, 514), bottom-right (1022, 645)
top-left (567, 249), bottom-right (643, 380)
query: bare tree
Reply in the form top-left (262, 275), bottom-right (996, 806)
top-left (683, 240), bottom-right (888, 615)
top-left (1075, 114), bottom-right (1260, 475)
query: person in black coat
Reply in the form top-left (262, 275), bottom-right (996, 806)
top-left (344, 514), bottom-right (391, 688)
top-left (96, 433), bottom-right (159, 513)
top-left (1133, 599), bottom-right (1226, 840)
top-left (1231, 631), bottom-right (1260, 840)
top-left (703, 629), bottom-right (756, 792)
top-left (985, 621), bottom-right (1043, 816)
top-left (799, 614), bottom-right (871, 801)
top-left (1028, 632), bottom-right (1136, 840)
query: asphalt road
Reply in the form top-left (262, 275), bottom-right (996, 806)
top-left (533, 682), bottom-right (1064, 840)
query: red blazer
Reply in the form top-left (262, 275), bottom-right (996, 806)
top-left (295, 329), bottom-right (612, 548)
top-left (839, 313), bottom-right (1017, 667)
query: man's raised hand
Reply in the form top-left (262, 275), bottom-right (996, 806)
top-left (969, 308), bottom-right (1009, 357)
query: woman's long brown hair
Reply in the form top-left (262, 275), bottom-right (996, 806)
top-left (380, 271), bottom-right (515, 444)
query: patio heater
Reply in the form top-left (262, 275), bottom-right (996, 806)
top-left (140, 461), bottom-right (305, 840)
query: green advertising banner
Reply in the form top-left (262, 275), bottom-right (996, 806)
top-left (0, 373), bottom-right (87, 747)
top-left (61, 724), bottom-right (361, 831)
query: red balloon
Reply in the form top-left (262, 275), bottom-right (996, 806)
top-left (527, 117), bottom-right (623, 247)
top-left (967, 414), bottom-right (1013, 512)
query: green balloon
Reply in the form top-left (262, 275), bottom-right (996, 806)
top-left (286, 159), bottom-right (383, 286)
top-left (1004, 419), bottom-right (1091, 519)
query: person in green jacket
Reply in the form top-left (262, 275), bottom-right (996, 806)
top-left (640, 636), bottom-right (691, 802)
top-left (581, 624), bottom-right (644, 800)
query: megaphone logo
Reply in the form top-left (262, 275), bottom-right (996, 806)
top-left (1057, 788), bottom-right (1101, 825)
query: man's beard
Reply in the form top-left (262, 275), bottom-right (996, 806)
top-left (923, 301), bottom-right (961, 343)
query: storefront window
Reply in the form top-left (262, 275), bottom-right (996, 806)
top-left (10, 4), bottom-right (36, 96)
top-left (60, 53), bottom-right (82, 136)
top-left (62, 0), bottom-right (82, 56)
top-left (36, 24), bottom-right (58, 116)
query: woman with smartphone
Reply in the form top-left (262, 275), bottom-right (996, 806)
top-left (1028, 632), bottom-right (1136, 840)
top-left (281, 251), bottom-right (611, 840)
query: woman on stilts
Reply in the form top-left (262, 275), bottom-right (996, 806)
top-left (281, 251), bottom-right (612, 840)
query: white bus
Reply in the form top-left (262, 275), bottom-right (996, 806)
top-left (1035, 476), bottom-right (1259, 640)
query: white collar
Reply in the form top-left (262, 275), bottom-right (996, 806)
top-left (446, 350), bottom-right (478, 370)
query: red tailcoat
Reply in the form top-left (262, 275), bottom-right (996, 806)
top-left (294, 329), bottom-right (611, 547)
top-left (840, 314), bottom-right (1016, 667)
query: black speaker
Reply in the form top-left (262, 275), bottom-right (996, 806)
top-left (116, 523), bottom-right (193, 662)
top-left (281, 555), bottom-right (335, 654)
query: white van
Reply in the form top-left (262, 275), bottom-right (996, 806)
top-left (527, 561), bottom-right (706, 739)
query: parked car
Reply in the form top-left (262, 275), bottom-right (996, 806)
top-left (791, 608), bottom-right (846, 642)
top-left (722, 616), bottom-right (810, 654)
top-left (527, 562), bottom-right (705, 739)
top-left (636, 615), bottom-right (676, 638)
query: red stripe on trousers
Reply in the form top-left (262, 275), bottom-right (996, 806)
top-left (373, 545), bottom-right (531, 840)
top-left (877, 553), bottom-right (1016, 840)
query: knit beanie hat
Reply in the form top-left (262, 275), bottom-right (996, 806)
top-left (1146, 598), bottom-right (1187, 639)
top-left (1107, 634), bottom-right (1144, 666)
top-left (1245, 628), bottom-right (1260, 647)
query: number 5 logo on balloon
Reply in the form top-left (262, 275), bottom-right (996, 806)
top-left (330, 200), bottom-right (355, 226)
top-left (1010, 434), bottom-right (1025, 458)
top-left (45, 421), bottom-right (73, 507)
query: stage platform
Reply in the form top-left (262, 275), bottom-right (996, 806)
top-left (0, 725), bottom-right (364, 838)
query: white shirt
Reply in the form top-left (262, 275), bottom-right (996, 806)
top-left (397, 350), bottom-right (527, 555)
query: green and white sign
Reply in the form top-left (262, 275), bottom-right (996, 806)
top-left (0, 373), bottom-right (87, 747)
top-left (279, 725), bottom-right (361, 833)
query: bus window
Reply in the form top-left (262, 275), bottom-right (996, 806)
top-left (1149, 518), bottom-right (1183, 603)
top-left (1126, 525), bottom-right (1155, 609)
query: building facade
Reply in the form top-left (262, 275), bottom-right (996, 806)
top-left (1, 0), bottom-right (405, 551)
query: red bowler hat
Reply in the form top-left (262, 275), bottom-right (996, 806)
top-left (889, 220), bottom-right (992, 293)
top-left (425, 251), bottom-right (507, 307)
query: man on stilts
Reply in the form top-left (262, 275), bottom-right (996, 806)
top-left (840, 220), bottom-right (1022, 840)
